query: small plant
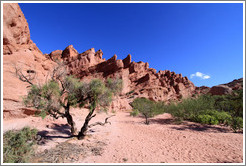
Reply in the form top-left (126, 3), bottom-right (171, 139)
top-left (111, 109), bottom-right (116, 114)
top-left (3, 127), bottom-right (38, 163)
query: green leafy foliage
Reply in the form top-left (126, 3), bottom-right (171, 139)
top-left (196, 114), bottom-right (219, 125)
top-left (89, 78), bottom-right (123, 110)
top-left (24, 81), bottom-right (62, 119)
top-left (165, 90), bottom-right (243, 132)
top-left (230, 117), bottom-right (243, 132)
top-left (106, 78), bottom-right (123, 94)
top-left (3, 127), bottom-right (37, 163)
top-left (130, 109), bottom-right (139, 117)
top-left (131, 98), bottom-right (166, 124)
top-left (131, 98), bottom-right (157, 124)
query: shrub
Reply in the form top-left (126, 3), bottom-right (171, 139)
top-left (198, 110), bottom-right (232, 125)
top-left (131, 98), bottom-right (156, 124)
top-left (196, 114), bottom-right (219, 125)
top-left (165, 92), bottom-right (243, 132)
top-left (230, 117), bottom-right (243, 132)
top-left (165, 102), bottom-right (185, 120)
top-left (3, 127), bottom-right (37, 163)
top-left (130, 109), bottom-right (139, 117)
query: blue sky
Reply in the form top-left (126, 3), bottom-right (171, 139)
top-left (19, 3), bottom-right (243, 87)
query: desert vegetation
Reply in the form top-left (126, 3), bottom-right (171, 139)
top-left (3, 127), bottom-right (38, 163)
top-left (131, 89), bottom-right (243, 132)
top-left (130, 97), bottom-right (165, 124)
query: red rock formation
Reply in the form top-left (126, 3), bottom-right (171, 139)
top-left (3, 3), bottom-right (55, 118)
top-left (47, 44), bottom-right (196, 110)
top-left (222, 78), bottom-right (243, 91)
top-left (195, 78), bottom-right (243, 96)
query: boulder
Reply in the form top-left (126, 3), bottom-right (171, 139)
top-left (209, 85), bottom-right (233, 95)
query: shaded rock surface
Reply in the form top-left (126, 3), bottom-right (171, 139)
top-left (209, 85), bottom-right (233, 96)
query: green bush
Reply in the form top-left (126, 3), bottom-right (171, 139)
top-left (230, 117), bottom-right (243, 132)
top-left (165, 91), bottom-right (243, 132)
top-left (196, 114), bottom-right (219, 125)
top-left (3, 127), bottom-right (37, 163)
top-left (130, 109), bottom-right (139, 117)
top-left (131, 98), bottom-right (156, 124)
top-left (165, 102), bottom-right (185, 120)
top-left (199, 110), bottom-right (232, 125)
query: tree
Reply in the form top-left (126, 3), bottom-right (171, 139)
top-left (19, 63), bottom-right (123, 139)
top-left (77, 78), bottom-right (123, 139)
top-left (130, 97), bottom-right (156, 125)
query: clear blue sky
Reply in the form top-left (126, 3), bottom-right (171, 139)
top-left (19, 3), bottom-right (243, 87)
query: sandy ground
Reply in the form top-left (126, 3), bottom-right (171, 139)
top-left (3, 109), bottom-right (244, 163)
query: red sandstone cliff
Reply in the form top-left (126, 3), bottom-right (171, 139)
top-left (3, 3), bottom-right (55, 118)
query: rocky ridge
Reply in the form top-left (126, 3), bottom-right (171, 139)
top-left (47, 45), bottom-right (196, 110)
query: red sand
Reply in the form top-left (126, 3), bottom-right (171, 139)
top-left (3, 109), bottom-right (244, 163)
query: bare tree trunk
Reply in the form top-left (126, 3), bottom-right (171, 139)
top-left (64, 104), bottom-right (76, 135)
top-left (78, 107), bottom-right (96, 140)
top-left (143, 113), bottom-right (149, 125)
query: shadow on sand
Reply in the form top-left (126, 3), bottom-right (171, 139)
top-left (150, 118), bottom-right (233, 133)
top-left (37, 123), bottom-right (75, 140)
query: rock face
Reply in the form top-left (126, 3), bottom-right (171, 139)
top-left (3, 3), bottom-right (55, 118)
top-left (222, 78), bottom-right (243, 91)
top-left (3, 3), bottom-right (41, 55)
top-left (209, 85), bottom-right (233, 96)
top-left (46, 45), bottom-right (196, 110)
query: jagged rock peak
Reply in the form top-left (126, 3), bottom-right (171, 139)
top-left (123, 54), bottom-right (131, 68)
top-left (62, 45), bottom-right (78, 59)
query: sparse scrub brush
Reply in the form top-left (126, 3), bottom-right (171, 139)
top-left (3, 127), bottom-right (37, 163)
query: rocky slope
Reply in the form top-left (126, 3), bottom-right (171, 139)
top-left (3, 3), bottom-right (55, 118)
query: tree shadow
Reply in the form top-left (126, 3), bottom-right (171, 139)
top-left (37, 123), bottom-right (74, 140)
top-left (150, 118), bottom-right (185, 125)
top-left (170, 123), bottom-right (232, 133)
top-left (149, 118), bottom-right (233, 133)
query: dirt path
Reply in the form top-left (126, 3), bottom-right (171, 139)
top-left (3, 110), bottom-right (243, 163)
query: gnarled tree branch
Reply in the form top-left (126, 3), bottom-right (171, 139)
top-left (88, 115), bottom-right (116, 128)
top-left (15, 66), bottom-right (36, 85)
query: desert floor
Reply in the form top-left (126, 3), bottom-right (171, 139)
top-left (3, 108), bottom-right (243, 163)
